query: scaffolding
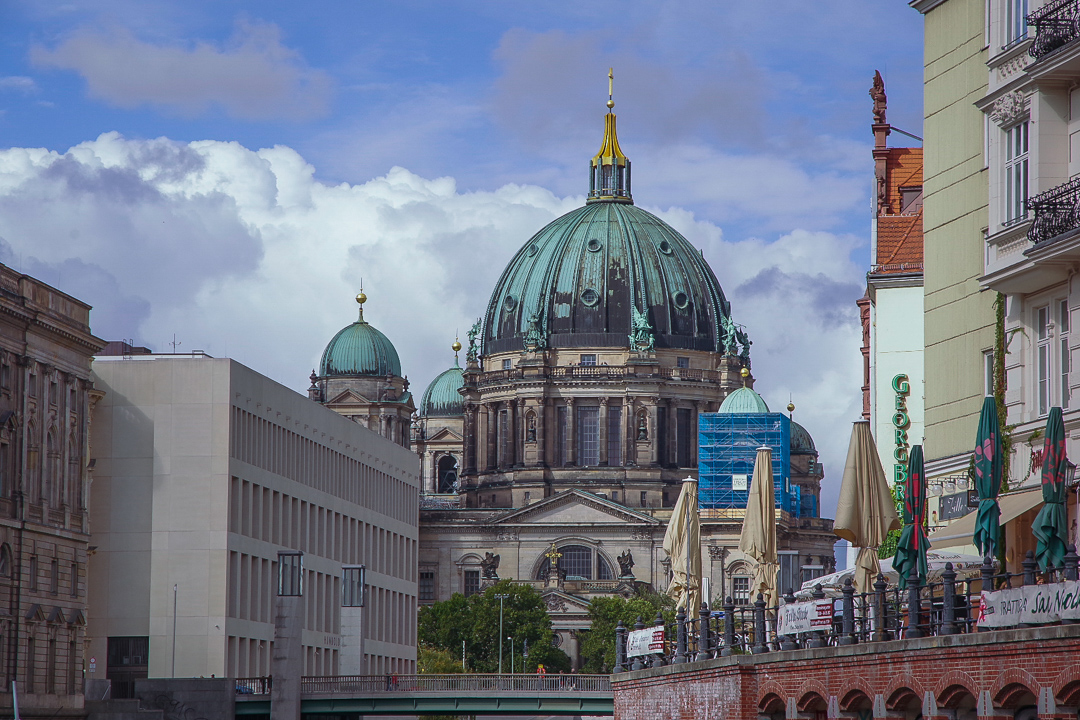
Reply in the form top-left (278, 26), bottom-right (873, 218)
top-left (697, 413), bottom-right (799, 515)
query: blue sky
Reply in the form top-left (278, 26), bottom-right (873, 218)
top-left (0, 1), bottom-right (924, 514)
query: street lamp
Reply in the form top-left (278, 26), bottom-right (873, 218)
top-left (522, 637), bottom-right (528, 672)
top-left (508, 637), bottom-right (514, 673)
top-left (494, 593), bottom-right (510, 674)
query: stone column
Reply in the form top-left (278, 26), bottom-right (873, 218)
top-left (566, 397), bottom-right (577, 466)
top-left (625, 395), bottom-right (635, 466)
top-left (649, 400), bottom-right (661, 466)
top-left (667, 400), bottom-right (678, 468)
top-left (464, 405), bottom-right (476, 475)
top-left (516, 400), bottom-right (525, 467)
top-left (506, 400), bottom-right (516, 468)
top-left (693, 401), bottom-right (704, 467)
top-left (599, 397), bottom-right (610, 466)
top-left (536, 398), bottom-right (547, 467)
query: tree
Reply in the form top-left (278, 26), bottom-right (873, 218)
top-left (577, 592), bottom-right (671, 673)
top-left (417, 645), bottom-right (464, 674)
top-left (417, 580), bottom-right (570, 674)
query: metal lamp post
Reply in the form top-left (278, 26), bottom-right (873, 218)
top-left (522, 638), bottom-right (528, 672)
top-left (495, 593), bottom-right (510, 674)
top-left (508, 637), bottom-right (514, 673)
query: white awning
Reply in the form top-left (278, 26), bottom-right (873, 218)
top-left (928, 486), bottom-right (1044, 549)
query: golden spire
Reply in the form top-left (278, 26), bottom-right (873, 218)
top-left (740, 367), bottom-right (750, 387)
top-left (589, 68), bottom-right (632, 203)
top-left (356, 280), bottom-right (367, 321)
top-left (607, 68), bottom-right (614, 110)
top-left (452, 336), bottom-right (462, 364)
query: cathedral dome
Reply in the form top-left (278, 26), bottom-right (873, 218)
top-left (481, 104), bottom-right (737, 356)
top-left (421, 361), bottom-right (465, 417)
top-left (718, 386), bottom-right (770, 414)
top-left (319, 294), bottom-right (402, 378)
top-left (790, 420), bottom-right (816, 454)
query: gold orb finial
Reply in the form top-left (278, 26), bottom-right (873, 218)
top-left (787, 402), bottom-right (795, 413)
top-left (452, 339), bottom-right (462, 353)
top-left (356, 291), bottom-right (367, 305)
top-left (740, 367), bottom-right (750, 378)
top-left (607, 68), bottom-right (615, 110)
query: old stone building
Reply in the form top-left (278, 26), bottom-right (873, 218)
top-left (0, 264), bottom-right (104, 718)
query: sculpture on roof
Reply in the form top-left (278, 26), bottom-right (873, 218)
top-left (481, 552), bottom-right (500, 579)
top-left (735, 325), bottom-right (752, 369)
top-left (466, 318), bottom-right (482, 363)
top-left (629, 307), bottom-right (655, 352)
top-left (720, 314), bottom-right (739, 356)
top-left (870, 70), bottom-right (887, 125)
top-left (524, 311), bottom-right (547, 351)
top-left (617, 549), bottom-right (635, 579)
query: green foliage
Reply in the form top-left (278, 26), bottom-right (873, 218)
top-left (994, 292), bottom-right (1014, 492)
top-left (417, 644), bottom-right (465, 674)
top-left (878, 481), bottom-right (904, 559)
top-left (577, 591), bottom-right (672, 674)
top-left (417, 580), bottom-right (570, 674)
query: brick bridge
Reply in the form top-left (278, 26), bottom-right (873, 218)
top-left (612, 624), bottom-right (1080, 720)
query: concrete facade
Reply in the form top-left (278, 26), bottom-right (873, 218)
top-left (87, 356), bottom-right (419, 684)
top-left (913, 0), bottom-right (995, 483)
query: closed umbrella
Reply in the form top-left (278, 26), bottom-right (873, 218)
top-left (1033, 407), bottom-right (1070, 570)
top-left (739, 447), bottom-right (777, 608)
top-left (892, 445), bottom-right (929, 589)
top-left (834, 420), bottom-right (901, 594)
top-left (973, 397), bottom-right (1004, 560)
top-left (662, 476), bottom-right (701, 612)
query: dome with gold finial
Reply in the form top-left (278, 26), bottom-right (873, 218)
top-left (420, 341), bottom-right (465, 418)
top-left (319, 292), bottom-right (402, 377)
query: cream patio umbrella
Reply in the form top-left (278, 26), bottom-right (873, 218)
top-left (662, 476), bottom-right (701, 612)
top-left (739, 446), bottom-right (778, 608)
top-left (834, 420), bottom-right (901, 594)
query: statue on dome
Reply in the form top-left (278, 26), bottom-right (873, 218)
top-left (524, 312), bottom-right (547, 351)
top-left (466, 319), bottom-right (482, 363)
top-left (870, 70), bottom-right (887, 125)
top-left (735, 325), bottom-right (753, 369)
top-left (629, 307), bottom-right (655, 352)
top-left (720, 314), bottom-right (739, 356)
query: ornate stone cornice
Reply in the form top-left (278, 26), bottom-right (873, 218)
top-left (989, 90), bottom-right (1027, 128)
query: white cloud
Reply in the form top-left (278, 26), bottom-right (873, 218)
top-left (30, 21), bottom-right (331, 120)
top-left (0, 76), bottom-right (38, 93)
top-left (0, 133), bottom-right (861, 517)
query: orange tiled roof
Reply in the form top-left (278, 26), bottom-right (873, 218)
top-left (874, 147), bottom-right (923, 273)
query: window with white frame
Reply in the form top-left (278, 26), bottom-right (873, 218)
top-left (1038, 304), bottom-right (1051, 416)
top-left (1002, 120), bottom-right (1028, 223)
top-left (1061, 299), bottom-right (1071, 409)
top-left (1035, 300), bottom-right (1070, 416)
top-left (1006, 0), bottom-right (1028, 45)
top-left (732, 576), bottom-right (750, 606)
top-left (1005, 121), bottom-right (1029, 224)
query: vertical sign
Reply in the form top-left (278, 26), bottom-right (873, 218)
top-left (892, 374), bottom-right (910, 485)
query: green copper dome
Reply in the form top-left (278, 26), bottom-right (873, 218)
top-left (790, 420), bottom-right (816, 454)
top-left (319, 302), bottom-right (402, 378)
top-left (421, 361), bottom-right (465, 417)
top-left (718, 387), bottom-right (770, 414)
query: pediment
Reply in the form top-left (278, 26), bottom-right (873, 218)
top-left (493, 489), bottom-right (660, 527)
top-left (541, 589), bottom-right (592, 614)
top-left (426, 427), bottom-right (462, 443)
top-left (326, 389), bottom-right (372, 406)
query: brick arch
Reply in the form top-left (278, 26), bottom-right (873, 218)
top-left (936, 671), bottom-right (979, 711)
top-left (992, 669), bottom-right (1039, 710)
top-left (1056, 675), bottom-right (1080, 707)
top-left (759, 693), bottom-right (785, 714)
top-left (886, 686), bottom-right (921, 712)
top-left (795, 680), bottom-right (831, 713)
top-left (840, 688), bottom-right (874, 712)
top-left (758, 680), bottom-right (788, 712)
top-left (883, 675), bottom-right (924, 711)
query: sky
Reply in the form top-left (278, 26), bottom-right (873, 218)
top-left (0, 1), bottom-right (925, 518)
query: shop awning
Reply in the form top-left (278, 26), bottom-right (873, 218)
top-left (928, 486), bottom-right (1044, 549)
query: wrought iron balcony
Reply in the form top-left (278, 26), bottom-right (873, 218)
top-left (1027, 176), bottom-right (1080, 246)
top-left (1027, 0), bottom-right (1080, 60)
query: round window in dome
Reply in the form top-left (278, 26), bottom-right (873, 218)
top-left (673, 291), bottom-right (689, 309)
top-left (527, 244), bottom-right (539, 257)
top-left (581, 288), bottom-right (600, 307)
top-left (587, 238), bottom-right (602, 253)
top-left (658, 240), bottom-right (673, 255)
top-left (503, 295), bottom-right (517, 312)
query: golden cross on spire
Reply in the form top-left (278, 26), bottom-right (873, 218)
top-left (545, 543), bottom-right (562, 568)
top-left (607, 68), bottom-right (615, 111)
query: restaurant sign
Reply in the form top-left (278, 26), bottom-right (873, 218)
top-left (892, 374), bottom-right (911, 484)
top-left (977, 581), bottom-right (1080, 628)
top-left (626, 626), bottom-right (665, 657)
top-left (776, 599), bottom-right (834, 635)
top-left (939, 491), bottom-right (973, 521)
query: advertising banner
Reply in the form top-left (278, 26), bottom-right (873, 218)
top-left (776, 599), bottom-right (834, 635)
top-left (626, 626), bottom-right (665, 657)
top-left (977, 580), bottom-right (1080, 628)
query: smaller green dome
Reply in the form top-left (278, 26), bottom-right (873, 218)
top-left (791, 420), bottom-right (816, 453)
top-left (319, 318), bottom-right (401, 378)
top-left (421, 362), bottom-right (465, 417)
top-left (718, 386), bottom-right (770, 414)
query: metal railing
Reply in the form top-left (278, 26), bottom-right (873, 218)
top-left (1028, 0), bottom-right (1080, 60)
top-left (474, 365), bottom-right (724, 387)
top-left (613, 545), bottom-right (1080, 672)
top-left (1028, 176), bottom-right (1080, 246)
top-left (235, 676), bottom-right (272, 695)
top-left (300, 673), bottom-right (611, 695)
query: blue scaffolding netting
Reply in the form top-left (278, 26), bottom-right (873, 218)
top-left (698, 412), bottom-right (799, 516)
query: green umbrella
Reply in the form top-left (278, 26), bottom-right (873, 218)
top-left (1032, 407), bottom-right (1070, 571)
top-left (973, 397), bottom-right (1003, 560)
top-left (893, 445), bottom-right (928, 589)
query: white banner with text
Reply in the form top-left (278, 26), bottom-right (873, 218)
top-left (977, 580), bottom-right (1080, 628)
top-left (776, 599), bottom-right (834, 635)
top-left (626, 626), bottom-right (665, 657)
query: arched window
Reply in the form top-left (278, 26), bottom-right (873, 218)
top-left (437, 455), bottom-right (458, 494)
top-left (46, 430), bottom-right (59, 506)
top-left (533, 544), bottom-right (613, 581)
top-left (0, 543), bottom-right (11, 577)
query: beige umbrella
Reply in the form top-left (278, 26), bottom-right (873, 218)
top-left (662, 476), bottom-right (701, 612)
top-left (834, 420), bottom-right (901, 594)
top-left (739, 447), bottom-right (778, 608)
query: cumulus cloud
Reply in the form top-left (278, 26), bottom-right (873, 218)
top-left (0, 133), bottom-right (861, 516)
top-left (0, 76), bottom-right (38, 93)
top-left (30, 21), bottom-right (331, 120)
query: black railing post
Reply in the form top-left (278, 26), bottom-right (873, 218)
top-left (839, 578), bottom-right (856, 646)
top-left (872, 573), bottom-right (890, 642)
top-left (673, 606), bottom-right (688, 664)
top-left (808, 584), bottom-right (827, 648)
top-left (906, 566), bottom-right (923, 639)
top-left (721, 597), bottom-right (736, 656)
top-left (696, 602), bottom-right (712, 661)
top-left (651, 612), bottom-right (666, 668)
top-left (780, 589), bottom-right (798, 651)
top-left (1023, 550), bottom-right (1038, 586)
top-left (614, 620), bottom-right (627, 673)
top-left (630, 616), bottom-right (645, 671)
top-left (752, 593), bottom-right (769, 654)
top-left (1065, 543), bottom-right (1079, 581)
top-left (941, 562), bottom-right (958, 636)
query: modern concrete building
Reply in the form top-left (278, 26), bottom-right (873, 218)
top-left (0, 264), bottom-right (104, 719)
top-left (910, 0), bottom-right (995, 486)
top-left (88, 355), bottom-right (419, 690)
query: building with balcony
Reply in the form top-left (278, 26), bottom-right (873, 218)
top-left (88, 354), bottom-right (419, 687)
top-left (0, 264), bottom-right (104, 719)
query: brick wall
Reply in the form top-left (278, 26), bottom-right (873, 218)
top-left (613, 625), bottom-right (1080, 720)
